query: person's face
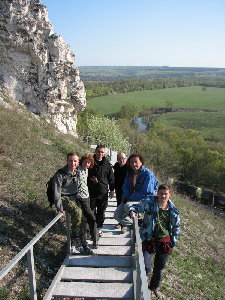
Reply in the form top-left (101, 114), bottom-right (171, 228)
top-left (130, 156), bottom-right (142, 173)
top-left (82, 158), bottom-right (92, 170)
top-left (67, 155), bottom-right (79, 171)
top-left (157, 189), bottom-right (171, 204)
top-left (117, 154), bottom-right (127, 166)
top-left (95, 148), bottom-right (106, 161)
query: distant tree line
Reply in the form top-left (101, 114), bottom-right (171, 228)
top-left (84, 78), bottom-right (225, 98)
top-left (80, 66), bottom-right (225, 82)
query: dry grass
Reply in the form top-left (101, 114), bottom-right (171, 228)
top-left (0, 96), bottom-right (90, 299)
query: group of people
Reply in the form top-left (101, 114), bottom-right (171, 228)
top-left (51, 145), bottom-right (180, 297)
top-left (52, 145), bottom-right (114, 255)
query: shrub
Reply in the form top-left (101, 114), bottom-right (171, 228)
top-left (79, 113), bottom-right (130, 152)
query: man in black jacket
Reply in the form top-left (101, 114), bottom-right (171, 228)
top-left (113, 152), bottom-right (128, 229)
top-left (88, 145), bottom-right (115, 236)
top-left (113, 152), bottom-right (128, 206)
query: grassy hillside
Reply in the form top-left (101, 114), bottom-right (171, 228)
top-left (87, 86), bottom-right (225, 115)
top-left (0, 95), bottom-right (224, 299)
top-left (0, 98), bottom-right (90, 203)
top-left (0, 96), bottom-right (91, 299)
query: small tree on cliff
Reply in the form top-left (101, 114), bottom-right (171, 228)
top-left (77, 111), bottom-right (130, 152)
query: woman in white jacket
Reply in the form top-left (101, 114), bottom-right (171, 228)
top-left (77, 154), bottom-right (99, 249)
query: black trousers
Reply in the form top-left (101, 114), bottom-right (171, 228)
top-left (90, 193), bottom-right (108, 228)
top-left (115, 188), bottom-right (123, 206)
top-left (78, 197), bottom-right (99, 243)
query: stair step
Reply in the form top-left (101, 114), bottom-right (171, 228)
top-left (100, 224), bottom-right (131, 237)
top-left (91, 245), bottom-right (132, 256)
top-left (105, 211), bottom-right (115, 218)
top-left (96, 237), bottom-right (132, 246)
top-left (71, 245), bottom-right (132, 256)
top-left (108, 201), bottom-right (117, 207)
top-left (106, 206), bottom-right (117, 211)
top-left (104, 218), bottom-right (120, 225)
top-left (52, 282), bottom-right (134, 299)
top-left (67, 255), bottom-right (133, 268)
top-left (100, 231), bottom-right (131, 238)
top-left (61, 266), bottom-right (133, 282)
top-left (102, 224), bottom-right (121, 231)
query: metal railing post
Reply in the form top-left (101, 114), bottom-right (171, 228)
top-left (0, 213), bottom-right (63, 298)
top-left (27, 246), bottom-right (37, 300)
top-left (133, 217), bottom-right (150, 300)
top-left (66, 213), bottom-right (71, 254)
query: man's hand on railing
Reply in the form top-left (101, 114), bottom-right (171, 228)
top-left (130, 211), bottom-right (138, 219)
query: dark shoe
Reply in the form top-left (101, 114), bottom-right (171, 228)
top-left (121, 226), bottom-right (126, 234)
top-left (92, 241), bottom-right (99, 249)
top-left (74, 238), bottom-right (86, 254)
top-left (83, 245), bottom-right (95, 255)
top-left (98, 229), bottom-right (103, 237)
top-left (76, 245), bottom-right (86, 254)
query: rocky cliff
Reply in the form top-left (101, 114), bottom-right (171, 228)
top-left (0, 0), bottom-right (86, 135)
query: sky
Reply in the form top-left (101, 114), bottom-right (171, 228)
top-left (41, 0), bottom-right (225, 68)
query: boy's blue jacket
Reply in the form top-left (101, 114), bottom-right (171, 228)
top-left (122, 166), bottom-right (158, 202)
top-left (130, 197), bottom-right (180, 247)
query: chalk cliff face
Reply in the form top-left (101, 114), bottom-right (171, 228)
top-left (0, 0), bottom-right (86, 135)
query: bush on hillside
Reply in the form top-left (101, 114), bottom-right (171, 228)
top-left (77, 111), bottom-right (130, 153)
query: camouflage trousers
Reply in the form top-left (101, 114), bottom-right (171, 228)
top-left (62, 196), bottom-right (87, 245)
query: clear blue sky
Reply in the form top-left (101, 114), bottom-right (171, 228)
top-left (41, 0), bottom-right (225, 68)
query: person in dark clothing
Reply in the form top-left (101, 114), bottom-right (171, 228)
top-left (87, 145), bottom-right (115, 236)
top-left (113, 152), bottom-right (128, 229)
top-left (113, 152), bottom-right (128, 207)
top-left (77, 154), bottom-right (99, 248)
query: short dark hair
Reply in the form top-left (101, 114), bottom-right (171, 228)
top-left (158, 184), bottom-right (172, 192)
top-left (128, 154), bottom-right (144, 165)
top-left (95, 145), bottom-right (106, 151)
top-left (79, 154), bottom-right (94, 168)
top-left (67, 152), bottom-right (79, 160)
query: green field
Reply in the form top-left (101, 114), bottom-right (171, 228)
top-left (154, 111), bottom-right (225, 142)
top-left (87, 86), bottom-right (225, 142)
top-left (87, 86), bottom-right (225, 115)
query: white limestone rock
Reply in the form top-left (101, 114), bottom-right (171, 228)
top-left (0, 0), bottom-right (86, 136)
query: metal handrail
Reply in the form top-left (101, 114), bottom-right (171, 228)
top-left (1, 211), bottom-right (150, 300)
top-left (133, 217), bottom-right (150, 300)
top-left (0, 212), bottom-right (64, 300)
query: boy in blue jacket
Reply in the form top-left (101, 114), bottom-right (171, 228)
top-left (129, 184), bottom-right (180, 297)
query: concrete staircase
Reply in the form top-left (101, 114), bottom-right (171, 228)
top-left (44, 198), bottom-right (135, 299)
